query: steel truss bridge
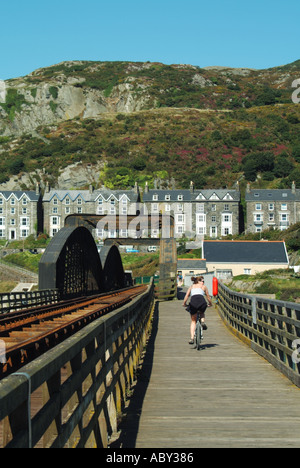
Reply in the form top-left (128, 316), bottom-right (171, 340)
top-left (39, 214), bottom-right (177, 300)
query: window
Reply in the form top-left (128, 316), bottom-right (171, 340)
top-left (197, 227), bottom-right (206, 235)
top-left (222, 214), bottom-right (232, 223)
top-left (211, 204), bottom-right (216, 211)
top-left (153, 195), bottom-right (158, 201)
top-left (269, 213), bottom-right (275, 222)
top-left (268, 203), bottom-right (274, 211)
top-left (244, 268), bottom-right (251, 275)
top-left (65, 198), bottom-right (70, 205)
top-left (11, 198), bottom-right (15, 206)
top-left (53, 207), bottom-right (58, 214)
top-left (53, 198), bottom-right (58, 205)
top-left (255, 203), bottom-right (262, 211)
top-left (165, 204), bottom-right (171, 212)
top-left (22, 198), bottom-right (27, 205)
top-left (224, 204), bottom-right (229, 211)
top-left (165, 195), bottom-right (170, 201)
top-left (77, 198), bottom-right (82, 205)
top-left (281, 203), bottom-right (287, 210)
top-left (197, 214), bottom-right (206, 223)
top-left (211, 216), bottom-right (216, 223)
top-left (177, 194), bottom-right (183, 201)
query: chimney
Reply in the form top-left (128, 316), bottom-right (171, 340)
top-left (134, 182), bottom-right (139, 194)
top-left (190, 181), bottom-right (194, 193)
top-left (89, 184), bottom-right (94, 194)
top-left (36, 182), bottom-right (40, 196)
top-left (246, 183), bottom-right (251, 193)
top-left (292, 181), bottom-right (296, 194)
top-left (144, 181), bottom-right (149, 194)
top-left (46, 181), bottom-right (50, 193)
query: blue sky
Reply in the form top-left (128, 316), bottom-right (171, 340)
top-left (1, 0), bottom-right (299, 80)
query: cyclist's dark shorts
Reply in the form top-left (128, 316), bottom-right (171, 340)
top-left (189, 295), bottom-right (207, 316)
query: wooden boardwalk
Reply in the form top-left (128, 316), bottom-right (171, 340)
top-left (113, 291), bottom-right (300, 448)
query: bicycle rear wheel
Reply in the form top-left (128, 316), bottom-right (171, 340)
top-left (195, 321), bottom-right (202, 350)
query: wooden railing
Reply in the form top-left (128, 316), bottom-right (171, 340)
top-left (0, 282), bottom-right (155, 448)
top-left (0, 289), bottom-right (60, 314)
top-left (217, 281), bottom-right (300, 388)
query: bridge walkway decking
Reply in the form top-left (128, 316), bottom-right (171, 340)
top-left (113, 290), bottom-right (300, 448)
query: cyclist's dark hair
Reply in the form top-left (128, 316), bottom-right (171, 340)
top-left (191, 276), bottom-right (204, 284)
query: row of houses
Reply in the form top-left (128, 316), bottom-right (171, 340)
top-left (0, 181), bottom-right (299, 240)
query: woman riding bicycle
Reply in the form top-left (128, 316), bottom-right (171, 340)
top-left (183, 276), bottom-right (212, 344)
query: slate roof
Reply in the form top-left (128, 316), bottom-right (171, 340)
top-left (0, 191), bottom-right (40, 202)
top-left (43, 189), bottom-right (140, 203)
top-left (177, 259), bottom-right (207, 270)
top-left (245, 189), bottom-right (300, 202)
top-left (203, 241), bottom-right (289, 264)
top-left (143, 189), bottom-right (240, 202)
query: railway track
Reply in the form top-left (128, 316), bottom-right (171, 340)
top-left (0, 285), bottom-right (147, 379)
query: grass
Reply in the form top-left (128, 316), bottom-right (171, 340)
top-left (229, 269), bottom-right (300, 302)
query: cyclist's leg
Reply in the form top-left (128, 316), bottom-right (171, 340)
top-left (190, 312), bottom-right (197, 343)
top-left (199, 307), bottom-right (207, 330)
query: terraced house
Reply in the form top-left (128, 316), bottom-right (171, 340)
top-left (0, 186), bottom-right (42, 240)
top-left (143, 182), bottom-right (241, 238)
top-left (42, 183), bottom-right (141, 237)
top-left (245, 182), bottom-right (300, 233)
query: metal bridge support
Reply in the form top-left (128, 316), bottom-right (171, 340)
top-left (64, 214), bottom-right (177, 300)
top-left (39, 226), bottom-right (125, 298)
top-left (39, 214), bottom-right (177, 300)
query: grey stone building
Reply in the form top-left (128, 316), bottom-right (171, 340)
top-left (143, 181), bottom-right (241, 238)
top-left (245, 182), bottom-right (300, 233)
top-left (42, 183), bottom-right (141, 238)
top-left (0, 185), bottom-right (43, 241)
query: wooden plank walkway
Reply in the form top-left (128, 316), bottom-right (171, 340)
top-left (113, 291), bottom-right (300, 448)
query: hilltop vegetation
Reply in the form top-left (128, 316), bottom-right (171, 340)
top-left (0, 60), bottom-right (299, 191)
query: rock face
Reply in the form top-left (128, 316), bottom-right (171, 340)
top-left (0, 63), bottom-right (155, 136)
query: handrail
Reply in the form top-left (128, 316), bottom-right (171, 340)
top-left (217, 281), bottom-right (300, 388)
top-left (0, 281), bottom-right (155, 448)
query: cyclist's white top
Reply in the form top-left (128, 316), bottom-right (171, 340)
top-left (190, 288), bottom-right (205, 296)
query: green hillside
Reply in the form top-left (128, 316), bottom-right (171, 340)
top-left (0, 60), bottom-right (300, 190)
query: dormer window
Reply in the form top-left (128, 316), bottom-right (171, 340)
top-left (178, 194), bottom-right (183, 201)
top-left (165, 195), bottom-right (170, 201)
top-left (153, 195), bottom-right (158, 201)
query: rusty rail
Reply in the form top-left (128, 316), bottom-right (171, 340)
top-left (0, 286), bottom-right (147, 379)
top-left (0, 281), bottom-right (154, 448)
